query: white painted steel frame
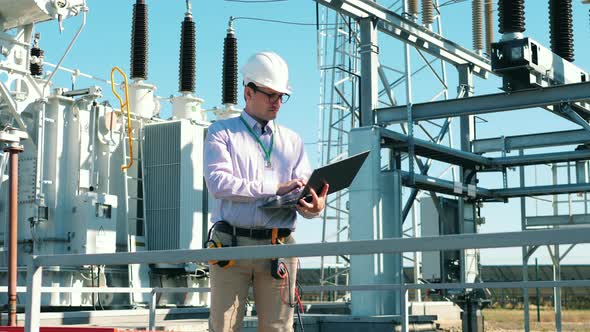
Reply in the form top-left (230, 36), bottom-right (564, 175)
top-left (315, 0), bottom-right (491, 77)
top-left (25, 227), bottom-right (590, 332)
top-left (377, 81), bottom-right (590, 124)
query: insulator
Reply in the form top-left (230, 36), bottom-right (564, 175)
top-left (472, 0), bottom-right (483, 51)
top-left (485, 0), bottom-right (494, 55)
top-left (179, 15), bottom-right (196, 93)
top-left (422, 0), bottom-right (434, 26)
top-left (549, 0), bottom-right (574, 62)
top-left (30, 47), bottom-right (44, 77)
top-left (222, 27), bottom-right (238, 105)
top-left (409, 0), bottom-right (419, 17)
top-left (130, 0), bottom-right (148, 80)
top-left (498, 0), bottom-right (525, 34)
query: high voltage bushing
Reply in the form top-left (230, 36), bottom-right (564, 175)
top-left (179, 14), bottom-right (196, 93)
top-left (422, 0), bottom-right (434, 26)
top-left (30, 47), bottom-right (44, 77)
top-left (549, 0), bottom-right (574, 62)
top-left (222, 22), bottom-right (238, 105)
top-left (472, 0), bottom-right (483, 51)
top-left (485, 0), bottom-right (494, 55)
top-left (130, 0), bottom-right (148, 80)
top-left (498, 0), bottom-right (525, 34)
top-left (409, 0), bottom-right (419, 18)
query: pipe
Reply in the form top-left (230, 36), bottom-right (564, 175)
top-left (89, 102), bottom-right (97, 191)
top-left (35, 101), bottom-right (46, 211)
top-left (5, 145), bottom-right (23, 326)
top-left (42, 2), bottom-right (87, 98)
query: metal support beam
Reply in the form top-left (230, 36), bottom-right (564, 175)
top-left (457, 65), bottom-right (476, 295)
top-left (381, 128), bottom-right (492, 168)
top-left (520, 150), bottom-right (531, 332)
top-left (31, 227), bottom-right (590, 270)
top-left (381, 128), bottom-right (590, 169)
top-left (526, 214), bottom-right (590, 227)
top-left (149, 289), bottom-right (157, 330)
top-left (490, 149), bottom-right (590, 167)
top-left (400, 171), bottom-right (494, 199)
top-left (0, 81), bottom-right (27, 130)
top-left (316, 0), bottom-right (491, 77)
top-left (560, 104), bottom-right (590, 132)
top-left (381, 128), bottom-right (491, 168)
top-left (25, 229), bottom-right (590, 331)
top-left (491, 183), bottom-right (590, 199)
top-left (553, 244), bottom-right (563, 332)
top-left (349, 126), bottom-right (401, 315)
top-left (24, 262), bottom-right (42, 332)
top-left (359, 17), bottom-right (378, 126)
top-left (401, 119), bottom-right (453, 223)
top-left (376, 81), bottom-right (590, 124)
top-left (473, 129), bottom-right (590, 154)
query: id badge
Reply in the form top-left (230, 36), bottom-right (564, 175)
top-left (264, 167), bottom-right (275, 181)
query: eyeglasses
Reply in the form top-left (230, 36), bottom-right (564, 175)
top-left (249, 83), bottom-right (290, 104)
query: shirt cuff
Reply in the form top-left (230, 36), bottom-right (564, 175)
top-left (262, 179), bottom-right (278, 196)
top-left (298, 209), bottom-right (320, 219)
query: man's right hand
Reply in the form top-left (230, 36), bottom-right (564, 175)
top-left (276, 179), bottom-right (305, 196)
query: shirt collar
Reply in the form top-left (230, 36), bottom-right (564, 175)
top-left (241, 110), bottom-right (275, 134)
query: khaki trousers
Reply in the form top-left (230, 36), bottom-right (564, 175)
top-left (208, 229), bottom-right (298, 332)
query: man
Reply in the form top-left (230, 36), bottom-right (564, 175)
top-left (204, 51), bottom-right (328, 332)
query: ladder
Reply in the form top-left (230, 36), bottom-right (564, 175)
top-left (121, 113), bottom-right (150, 305)
top-left (110, 67), bottom-right (150, 305)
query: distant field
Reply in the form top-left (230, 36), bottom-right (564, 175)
top-left (481, 308), bottom-right (590, 332)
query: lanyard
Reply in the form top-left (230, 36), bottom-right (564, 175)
top-left (239, 115), bottom-right (276, 166)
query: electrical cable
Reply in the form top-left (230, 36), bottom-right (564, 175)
top-left (402, 0), bottom-right (490, 19)
top-left (225, 0), bottom-right (288, 2)
top-left (231, 16), bottom-right (336, 26)
top-left (277, 259), bottom-right (304, 331)
top-left (232, 1), bottom-right (472, 30)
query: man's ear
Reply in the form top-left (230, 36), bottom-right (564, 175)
top-left (244, 87), bottom-right (254, 102)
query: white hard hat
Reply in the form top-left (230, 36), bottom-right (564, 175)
top-left (241, 51), bottom-right (292, 94)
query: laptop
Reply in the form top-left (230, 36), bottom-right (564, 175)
top-left (259, 150), bottom-right (370, 209)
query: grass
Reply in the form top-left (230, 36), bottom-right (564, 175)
top-left (481, 308), bottom-right (590, 332)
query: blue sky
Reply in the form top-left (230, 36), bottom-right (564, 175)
top-left (35, 0), bottom-right (590, 267)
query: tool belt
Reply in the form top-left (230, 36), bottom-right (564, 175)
top-left (205, 221), bottom-right (291, 269)
top-left (213, 221), bottom-right (291, 239)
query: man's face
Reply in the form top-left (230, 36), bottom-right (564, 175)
top-left (244, 84), bottom-right (286, 122)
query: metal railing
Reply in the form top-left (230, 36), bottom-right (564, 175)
top-left (23, 227), bottom-right (590, 332)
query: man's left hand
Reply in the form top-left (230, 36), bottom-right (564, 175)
top-left (296, 183), bottom-right (329, 215)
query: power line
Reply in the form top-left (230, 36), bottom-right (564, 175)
top-left (232, 16), bottom-right (336, 26)
top-left (225, 0), bottom-right (288, 3)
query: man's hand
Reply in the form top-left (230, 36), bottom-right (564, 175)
top-left (296, 183), bottom-right (329, 215)
top-left (276, 179), bottom-right (305, 196)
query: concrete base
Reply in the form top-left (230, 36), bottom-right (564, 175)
top-left (4, 307), bottom-right (208, 326)
top-left (7, 309), bottom-right (438, 332)
top-left (408, 301), bottom-right (462, 321)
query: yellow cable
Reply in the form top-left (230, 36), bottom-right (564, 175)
top-left (110, 67), bottom-right (134, 171)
